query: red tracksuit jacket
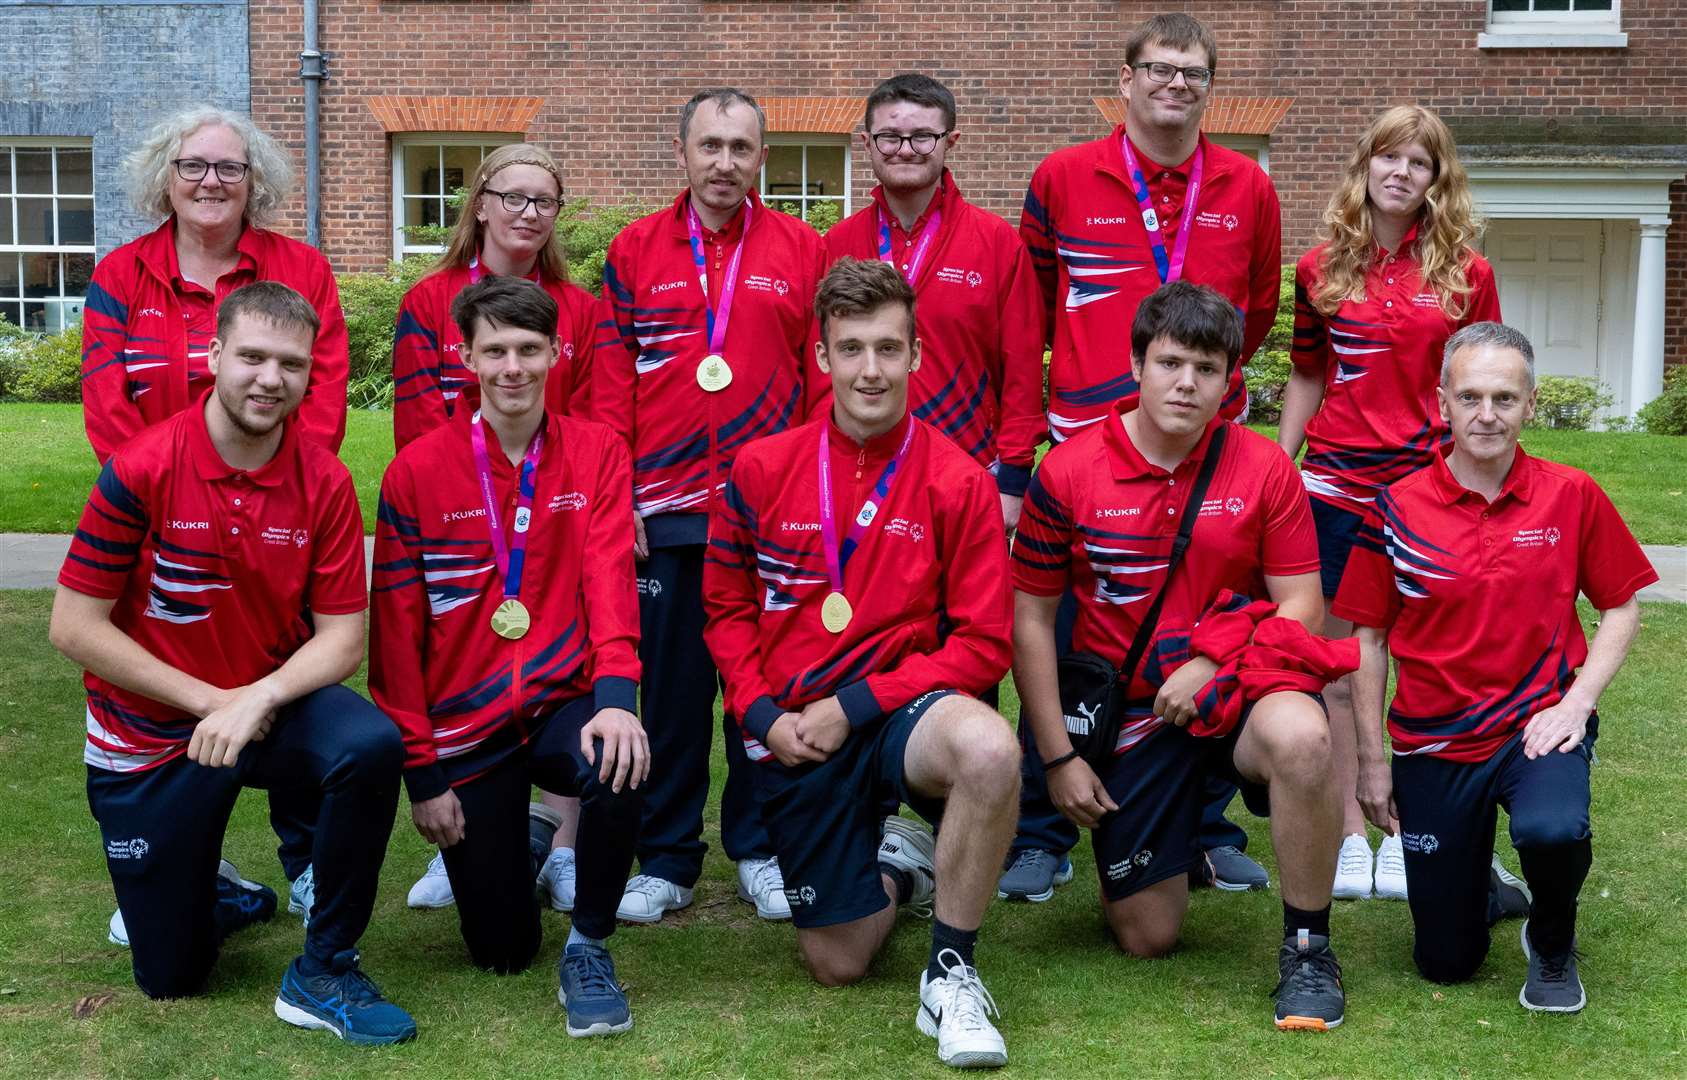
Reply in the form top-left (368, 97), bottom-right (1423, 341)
top-left (703, 412), bottom-right (1013, 761)
top-left (824, 171), bottom-right (1046, 493)
top-left (80, 217), bottom-right (349, 460)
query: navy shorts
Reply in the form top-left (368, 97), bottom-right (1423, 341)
top-left (1309, 497), bottom-right (1367, 599)
top-left (1090, 695), bottom-right (1324, 902)
top-left (752, 690), bottom-right (953, 929)
top-left (1391, 718), bottom-right (1596, 982)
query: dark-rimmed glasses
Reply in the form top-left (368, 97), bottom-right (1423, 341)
top-left (869, 130), bottom-right (950, 156)
top-left (173, 159), bottom-right (250, 183)
top-left (484, 188), bottom-right (562, 217)
top-left (1131, 62), bottom-right (1213, 89)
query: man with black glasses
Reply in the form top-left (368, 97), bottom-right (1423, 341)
top-left (1007, 11), bottom-right (1284, 904)
top-left (824, 73), bottom-right (1044, 535)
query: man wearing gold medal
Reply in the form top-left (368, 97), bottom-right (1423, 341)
top-left (704, 259), bottom-right (1022, 1069)
top-left (370, 277), bottom-right (648, 1037)
top-left (594, 88), bottom-right (829, 925)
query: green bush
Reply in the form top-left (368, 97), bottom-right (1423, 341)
top-left (1637, 364), bottom-right (1687, 436)
top-left (1529, 375), bottom-right (1613, 431)
top-left (558, 201), bottom-right (650, 293)
top-left (0, 325), bottom-right (83, 403)
top-left (337, 255), bottom-right (437, 390)
top-left (1243, 266), bottom-right (1296, 423)
top-left (770, 199), bottom-right (843, 235)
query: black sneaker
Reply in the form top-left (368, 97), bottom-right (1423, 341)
top-left (1488, 856), bottom-right (1533, 922)
top-left (1520, 920), bottom-right (1586, 1013)
top-left (1273, 930), bottom-right (1345, 1031)
top-left (1193, 845), bottom-right (1270, 892)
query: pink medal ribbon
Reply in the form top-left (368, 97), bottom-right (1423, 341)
top-left (1120, 136), bottom-right (1205, 283)
top-left (685, 199), bottom-right (753, 355)
top-left (468, 410), bottom-right (545, 604)
top-left (876, 203), bottom-right (943, 286)
top-left (816, 421), bottom-right (917, 610)
top-left (468, 251), bottom-right (543, 285)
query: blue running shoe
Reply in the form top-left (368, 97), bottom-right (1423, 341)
top-left (275, 950), bottom-right (418, 1045)
top-left (212, 862), bottom-right (277, 941)
top-left (557, 943), bottom-right (632, 1037)
top-left (288, 864), bottom-right (316, 927)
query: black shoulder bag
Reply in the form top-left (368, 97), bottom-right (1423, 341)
top-left (1047, 423), bottom-right (1230, 771)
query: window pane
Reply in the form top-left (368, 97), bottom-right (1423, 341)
top-left (0, 302), bottom-right (18, 329)
top-left (764, 145), bottom-right (805, 197)
top-left (1575, 0), bottom-right (1613, 8)
top-left (57, 148), bottom-right (93, 195)
top-left (0, 202), bottom-right (12, 246)
top-left (0, 253), bottom-right (18, 292)
top-left (15, 149), bottom-right (52, 195)
top-left (405, 145), bottom-right (441, 196)
top-left (23, 252), bottom-right (58, 295)
top-left (64, 253), bottom-right (93, 296)
top-left (1491, 0), bottom-right (1530, 9)
top-left (1533, 0), bottom-right (1571, 8)
top-left (0, 151), bottom-right (11, 195)
top-left (16, 197), bottom-right (52, 245)
top-left (440, 146), bottom-right (479, 198)
top-left (442, 201), bottom-right (463, 228)
top-left (404, 196), bottom-right (435, 228)
top-left (58, 201), bottom-right (94, 246)
top-left (807, 147), bottom-right (845, 197)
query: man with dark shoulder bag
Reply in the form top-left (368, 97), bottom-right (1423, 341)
top-left (1010, 281), bottom-right (1351, 1032)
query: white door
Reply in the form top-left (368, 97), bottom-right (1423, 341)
top-left (1484, 219), bottom-right (1603, 383)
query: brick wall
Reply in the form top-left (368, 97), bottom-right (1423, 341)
top-left (247, 1), bottom-right (1687, 365)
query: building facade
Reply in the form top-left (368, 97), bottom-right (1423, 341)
top-left (6, 1), bottom-right (1684, 413)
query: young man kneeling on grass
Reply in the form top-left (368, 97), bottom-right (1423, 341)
top-left (50, 281), bottom-right (415, 1044)
top-left (703, 258), bottom-right (1021, 1069)
top-left (1337, 322), bottom-right (1655, 1013)
top-left (1011, 281), bottom-right (1352, 1031)
top-left (369, 276), bottom-right (648, 1037)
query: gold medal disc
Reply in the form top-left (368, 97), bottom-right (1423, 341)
top-left (491, 598), bottom-right (531, 640)
top-left (820, 591), bottom-right (853, 634)
top-left (697, 354), bottom-right (733, 392)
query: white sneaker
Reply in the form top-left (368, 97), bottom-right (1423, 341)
top-left (1332, 833), bottom-right (1373, 900)
top-left (108, 908), bottom-right (128, 947)
top-left (538, 847), bottom-right (577, 912)
top-left (1374, 834), bottom-right (1408, 900)
top-left (407, 852), bottom-right (455, 909)
top-left (108, 858), bottom-right (261, 947)
top-left (616, 874), bottom-right (693, 924)
top-left (879, 816), bottom-right (937, 916)
top-left (917, 948), bottom-right (1008, 1069)
top-left (736, 856), bottom-right (792, 920)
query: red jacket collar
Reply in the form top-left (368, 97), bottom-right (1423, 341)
top-left (826, 409), bottom-right (914, 461)
top-left (1103, 401), bottom-right (1223, 480)
top-left (1110, 124), bottom-right (1205, 179)
top-left (667, 188), bottom-right (763, 241)
top-left (869, 168), bottom-right (958, 234)
top-left (137, 216), bottom-right (262, 284)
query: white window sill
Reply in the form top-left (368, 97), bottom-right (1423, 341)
top-left (1477, 30), bottom-right (1628, 49)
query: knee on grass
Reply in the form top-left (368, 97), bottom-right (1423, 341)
top-left (800, 943), bottom-right (873, 988)
top-left (1106, 909), bottom-right (1180, 959)
top-left (1413, 933), bottom-right (1489, 985)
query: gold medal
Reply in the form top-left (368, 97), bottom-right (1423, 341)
top-left (491, 598), bottom-right (531, 640)
top-left (697, 354), bottom-right (733, 392)
top-left (820, 591), bottom-right (853, 634)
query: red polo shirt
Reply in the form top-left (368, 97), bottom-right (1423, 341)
top-left (369, 411), bottom-right (642, 801)
top-left (59, 396), bottom-right (367, 774)
top-left (1020, 128), bottom-right (1281, 441)
top-left (824, 170), bottom-right (1046, 493)
top-left (1012, 404), bottom-right (1317, 754)
top-left (391, 263), bottom-right (601, 451)
top-left (1333, 446), bottom-right (1657, 764)
top-left (593, 190), bottom-right (828, 546)
top-left (703, 412), bottom-right (1012, 762)
top-left (1292, 234), bottom-right (1502, 507)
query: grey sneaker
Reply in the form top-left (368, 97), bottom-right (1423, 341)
top-left (879, 817), bottom-right (936, 916)
top-left (1489, 856), bottom-right (1532, 921)
top-left (288, 864), bottom-right (315, 926)
top-left (1203, 845), bottom-right (1270, 892)
top-left (996, 848), bottom-right (1074, 902)
top-left (1273, 930), bottom-right (1345, 1031)
top-left (1520, 920), bottom-right (1585, 1013)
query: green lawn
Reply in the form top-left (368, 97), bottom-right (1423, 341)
top-left (2, 590), bottom-right (1684, 1078)
top-left (2, 404), bottom-right (1681, 544)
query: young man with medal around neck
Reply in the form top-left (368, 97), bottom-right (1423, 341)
top-left (369, 276), bottom-right (648, 1038)
top-left (704, 258), bottom-right (1021, 1069)
top-left (593, 88), bottom-right (828, 926)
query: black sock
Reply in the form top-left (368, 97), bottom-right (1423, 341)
top-left (879, 862), bottom-right (913, 906)
top-left (929, 918), bottom-right (979, 981)
top-left (1518, 838), bottom-right (1591, 957)
top-left (1283, 902), bottom-right (1331, 941)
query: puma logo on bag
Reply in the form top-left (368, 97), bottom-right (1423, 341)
top-left (1064, 700), bottom-right (1100, 736)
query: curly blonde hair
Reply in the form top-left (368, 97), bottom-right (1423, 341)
top-left (124, 107), bottom-right (293, 229)
top-left (437, 144), bottom-right (569, 282)
top-left (1312, 105), bottom-right (1482, 319)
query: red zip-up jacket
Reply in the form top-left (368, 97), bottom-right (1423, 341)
top-left (81, 217), bottom-right (349, 461)
top-left (369, 410), bottom-right (641, 801)
top-left (391, 264), bottom-right (601, 450)
top-left (1020, 129), bottom-right (1280, 439)
top-left (593, 190), bottom-right (827, 546)
top-left (824, 170), bottom-right (1046, 494)
top-left (703, 412), bottom-right (1012, 761)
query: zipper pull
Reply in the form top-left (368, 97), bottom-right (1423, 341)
top-left (855, 447), bottom-right (866, 481)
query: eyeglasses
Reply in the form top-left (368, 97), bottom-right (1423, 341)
top-left (484, 188), bottom-right (562, 217)
top-left (173, 158), bottom-right (250, 183)
top-left (870, 130), bottom-right (950, 156)
top-left (1131, 62), bottom-right (1213, 89)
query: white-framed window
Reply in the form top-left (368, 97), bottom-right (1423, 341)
top-left (1481, 0), bottom-right (1625, 48)
top-left (0, 138), bottom-right (94, 332)
top-left (391, 134), bottom-right (519, 261)
top-left (1208, 134), bottom-right (1269, 174)
top-left (760, 136), bottom-right (850, 232)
